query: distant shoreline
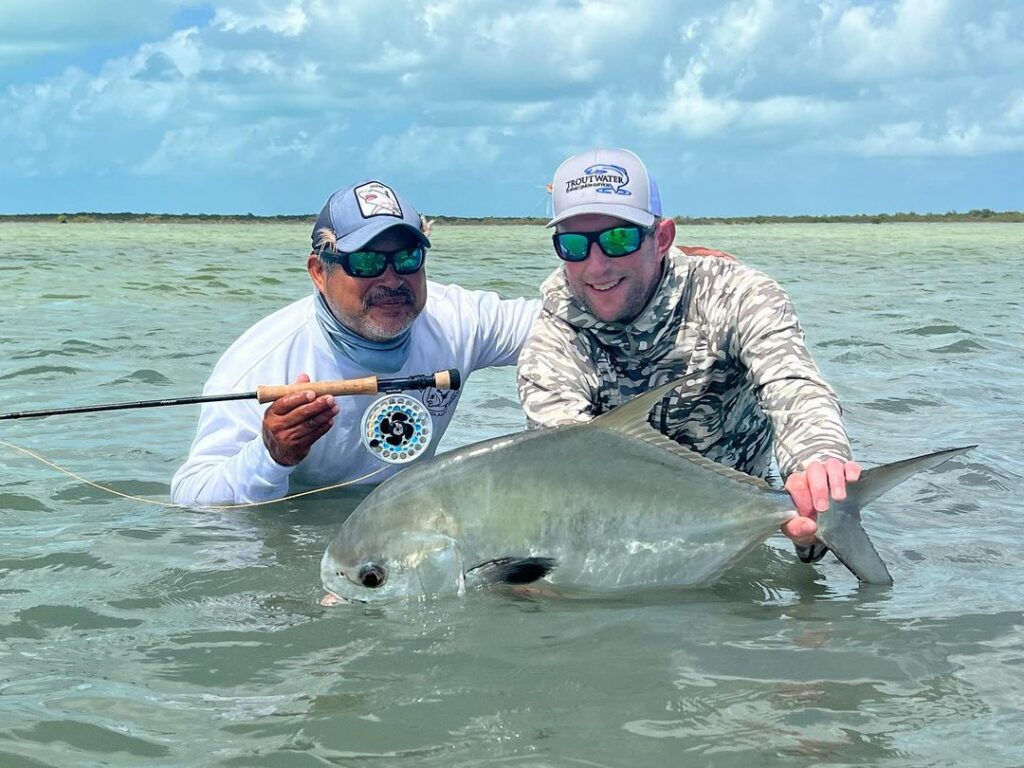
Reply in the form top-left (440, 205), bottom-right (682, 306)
top-left (1, 210), bottom-right (1021, 225)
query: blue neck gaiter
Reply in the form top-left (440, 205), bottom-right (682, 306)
top-left (313, 291), bottom-right (412, 373)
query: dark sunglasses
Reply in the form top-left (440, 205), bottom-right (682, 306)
top-left (319, 245), bottom-right (426, 278)
top-left (552, 225), bottom-right (654, 262)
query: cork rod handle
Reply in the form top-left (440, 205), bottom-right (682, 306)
top-left (256, 376), bottom-right (379, 403)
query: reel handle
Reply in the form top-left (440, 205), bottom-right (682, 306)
top-left (255, 368), bottom-right (460, 404)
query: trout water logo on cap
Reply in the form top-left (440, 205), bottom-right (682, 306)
top-left (547, 148), bottom-right (662, 228)
top-left (312, 180), bottom-right (430, 253)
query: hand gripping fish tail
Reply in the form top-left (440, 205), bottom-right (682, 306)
top-left (591, 379), bottom-right (976, 587)
top-left (814, 445), bottom-right (977, 586)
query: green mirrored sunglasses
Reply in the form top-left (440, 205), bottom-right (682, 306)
top-left (320, 245), bottom-right (426, 278)
top-left (552, 225), bottom-right (653, 262)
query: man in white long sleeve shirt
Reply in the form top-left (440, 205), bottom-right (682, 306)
top-left (172, 180), bottom-right (539, 506)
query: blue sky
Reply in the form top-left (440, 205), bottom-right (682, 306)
top-left (2, 0), bottom-right (1022, 217)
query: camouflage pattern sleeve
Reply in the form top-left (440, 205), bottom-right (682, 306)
top-left (516, 311), bottom-right (602, 429)
top-left (733, 272), bottom-right (852, 477)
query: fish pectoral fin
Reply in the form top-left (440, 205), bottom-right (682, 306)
top-left (465, 556), bottom-right (557, 586)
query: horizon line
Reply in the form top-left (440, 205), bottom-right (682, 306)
top-left (1, 208), bottom-right (1022, 224)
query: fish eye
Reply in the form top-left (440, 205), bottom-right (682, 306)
top-left (357, 563), bottom-right (387, 588)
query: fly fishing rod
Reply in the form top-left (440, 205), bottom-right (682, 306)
top-left (0, 368), bottom-right (461, 421)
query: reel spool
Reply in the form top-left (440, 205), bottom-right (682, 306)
top-left (359, 393), bottom-right (433, 465)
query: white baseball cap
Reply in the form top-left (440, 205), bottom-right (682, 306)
top-left (547, 148), bottom-right (662, 228)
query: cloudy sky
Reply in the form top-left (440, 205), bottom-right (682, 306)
top-left (2, 0), bottom-right (1022, 217)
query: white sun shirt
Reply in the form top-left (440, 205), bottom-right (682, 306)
top-left (171, 282), bottom-right (540, 506)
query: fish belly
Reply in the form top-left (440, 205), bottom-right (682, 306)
top-left (365, 426), bottom-right (792, 589)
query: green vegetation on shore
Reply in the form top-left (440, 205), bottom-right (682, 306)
top-left (675, 209), bottom-right (1024, 224)
top-left (1, 209), bottom-right (1021, 225)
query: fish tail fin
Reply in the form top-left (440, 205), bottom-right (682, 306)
top-left (818, 445), bottom-right (976, 585)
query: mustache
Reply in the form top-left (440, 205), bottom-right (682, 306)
top-left (363, 285), bottom-right (414, 308)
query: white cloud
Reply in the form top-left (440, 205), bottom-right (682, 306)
top-left (709, 0), bottom-right (779, 63)
top-left (823, 0), bottom-right (951, 81)
top-left (0, 41), bottom-right (65, 62)
top-left (137, 120), bottom-right (326, 176)
top-left (1005, 93), bottom-right (1024, 128)
top-left (744, 96), bottom-right (845, 128)
top-left (818, 0), bottom-right (1024, 82)
top-left (350, 42), bottom-right (425, 75)
top-left (642, 0), bottom-right (1024, 158)
top-left (0, 0), bottom-right (204, 65)
top-left (850, 120), bottom-right (1024, 157)
top-left (646, 62), bottom-right (742, 136)
top-left (642, 60), bottom-right (844, 137)
top-left (368, 125), bottom-right (500, 174)
top-left (213, 1), bottom-right (309, 37)
top-left (1, 0), bottom-right (1022, 213)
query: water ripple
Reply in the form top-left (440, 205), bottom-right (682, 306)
top-left (862, 396), bottom-right (939, 413)
top-left (0, 365), bottom-right (83, 381)
top-left (928, 339), bottom-right (988, 353)
top-left (104, 369), bottom-right (173, 386)
top-left (903, 322), bottom-right (970, 336)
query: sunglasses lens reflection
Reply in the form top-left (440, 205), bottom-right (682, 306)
top-left (347, 251), bottom-right (388, 277)
top-left (556, 234), bottom-right (590, 261)
top-left (391, 247), bottom-right (425, 274)
top-left (599, 227), bottom-right (642, 256)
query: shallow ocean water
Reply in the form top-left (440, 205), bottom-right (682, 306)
top-left (1, 221), bottom-right (1022, 767)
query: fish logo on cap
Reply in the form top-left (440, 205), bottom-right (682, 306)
top-left (354, 181), bottom-right (403, 218)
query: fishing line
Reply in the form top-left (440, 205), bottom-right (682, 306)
top-left (0, 439), bottom-right (386, 510)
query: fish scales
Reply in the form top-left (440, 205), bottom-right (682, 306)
top-left (322, 378), bottom-right (973, 602)
top-left (341, 425), bottom-right (793, 591)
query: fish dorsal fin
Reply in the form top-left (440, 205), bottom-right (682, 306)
top-left (591, 377), bottom-right (771, 492)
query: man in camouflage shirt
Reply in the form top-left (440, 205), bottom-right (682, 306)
top-left (517, 148), bottom-right (861, 560)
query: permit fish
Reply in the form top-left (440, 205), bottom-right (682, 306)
top-left (321, 379), bottom-right (973, 602)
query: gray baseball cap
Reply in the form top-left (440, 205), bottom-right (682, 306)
top-left (312, 180), bottom-right (430, 252)
top-left (547, 148), bottom-right (662, 228)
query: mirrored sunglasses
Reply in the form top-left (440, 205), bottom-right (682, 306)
top-left (319, 245), bottom-right (426, 278)
top-left (552, 225), bottom-right (653, 262)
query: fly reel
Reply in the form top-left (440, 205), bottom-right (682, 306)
top-left (359, 393), bottom-right (433, 464)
